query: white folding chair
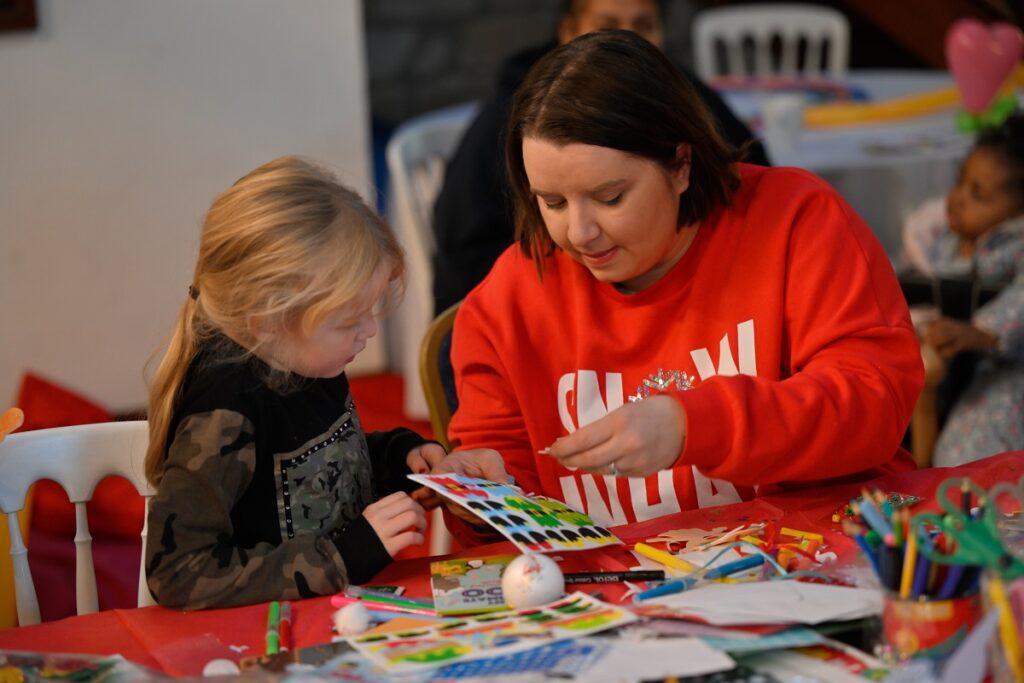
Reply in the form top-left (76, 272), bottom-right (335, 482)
top-left (0, 421), bottom-right (156, 625)
top-left (692, 4), bottom-right (849, 80)
top-left (386, 100), bottom-right (479, 423)
top-left (386, 101), bottom-right (479, 556)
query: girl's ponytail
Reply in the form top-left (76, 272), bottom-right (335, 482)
top-left (145, 295), bottom-right (203, 486)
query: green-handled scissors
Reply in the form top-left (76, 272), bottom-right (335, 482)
top-left (912, 476), bottom-right (1024, 579)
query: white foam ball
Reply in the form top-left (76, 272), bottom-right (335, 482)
top-left (501, 553), bottom-right (565, 609)
top-left (333, 602), bottom-right (371, 636)
top-left (202, 659), bottom-right (241, 677)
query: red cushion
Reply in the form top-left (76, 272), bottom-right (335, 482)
top-left (15, 372), bottom-right (145, 538)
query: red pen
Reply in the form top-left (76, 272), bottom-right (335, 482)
top-left (278, 601), bottom-right (292, 652)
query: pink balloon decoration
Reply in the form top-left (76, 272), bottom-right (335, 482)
top-left (945, 19), bottom-right (1023, 115)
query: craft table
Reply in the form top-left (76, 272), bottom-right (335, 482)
top-left (1, 451), bottom-right (1022, 677)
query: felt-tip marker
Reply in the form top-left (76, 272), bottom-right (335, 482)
top-left (563, 570), bottom-right (666, 584)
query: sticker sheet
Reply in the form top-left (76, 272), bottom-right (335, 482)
top-left (408, 473), bottom-right (621, 553)
top-left (346, 592), bottom-right (636, 674)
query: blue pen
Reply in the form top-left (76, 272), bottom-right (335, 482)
top-left (635, 555), bottom-right (764, 601)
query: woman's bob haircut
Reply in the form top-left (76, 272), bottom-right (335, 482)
top-left (505, 29), bottom-right (741, 263)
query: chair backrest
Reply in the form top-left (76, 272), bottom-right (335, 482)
top-left (0, 421), bottom-right (156, 625)
top-left (418, 302), bottom-right (461, 557)
top-left (419, 301), bottom-right (461, 452)
top-left (386, 101), bottom-right (479, 421)
top-left (692, 4), bottom-right (849, 80)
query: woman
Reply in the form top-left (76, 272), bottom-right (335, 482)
top-left (433, 30), bottom-right (922, 543)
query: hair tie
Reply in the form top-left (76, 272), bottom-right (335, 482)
top-left (188, 285), bottom-right (200, 300)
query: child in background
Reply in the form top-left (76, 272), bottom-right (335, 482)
top-left (902, 113), bottom-right (1024, 466)
top-left (144, 157), bottom-right (446, 609)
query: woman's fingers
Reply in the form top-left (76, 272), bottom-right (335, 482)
top-left (445, 499), bottom-right (487, 525)
top-left (410, 487), bottom-right (443, 509)
top-left (544, 397), bottom-right (685, 479)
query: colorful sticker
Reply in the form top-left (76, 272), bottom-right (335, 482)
top-left (347, 592), bottom-right (636, 673)
top-left (408, 474), bottom-right (621, 553)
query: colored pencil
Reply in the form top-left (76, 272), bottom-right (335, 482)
top-left (899, 527), bottom-right (918, 599)
top-left (855, 493), bottom-right (894, 546)
top-left (990, 576), bottom-right (1024, 681)
top-left (844, 520), bottom-right (881, 577)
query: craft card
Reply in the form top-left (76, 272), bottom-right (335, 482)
top-left (430, 555), bottom-right (514, 615)
top-left (408, 473), bottom-right (621, 553)
top-left (427, 638), bottom-right (609, 681)
top-left (346, 592), bottom-right (637, 674)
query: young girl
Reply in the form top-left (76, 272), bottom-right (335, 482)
top-left (903, 113), bottom-right (1024, 466)
top-left (144, 156), bottom-right (445, 609)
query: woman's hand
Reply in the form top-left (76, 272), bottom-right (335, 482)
top-left (544, 395), bottom-right (686, 479)
top-left (406, 443), bottom-right (448, 509)
top-left (362, 492), bottom-right (427, 558)
top-left (922, 318), bottom-right (999, 362)
top-left (426, 449), bottom-right (512, 526)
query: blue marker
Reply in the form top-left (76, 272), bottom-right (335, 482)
top-left (702, 555), bottom-right (765, 580)
top-left (635, 555), bottom-right (765, 601)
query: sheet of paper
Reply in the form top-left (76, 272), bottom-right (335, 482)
top-left (409, 473), bottom-right (621, 553)
top-left (576, 637), bottom-right (735, 682)
top-left (642, 580), bottom-right (883, 625)
top-left (347, 592), bottom-right (636, 674)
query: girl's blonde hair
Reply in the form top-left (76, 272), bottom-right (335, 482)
top-left (145, 156), bottom-right (403, 485)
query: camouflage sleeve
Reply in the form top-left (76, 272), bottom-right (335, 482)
top-left (145, 409), bottom-right (350, 609)
top-left (365, 427), bottom-right (430, 495)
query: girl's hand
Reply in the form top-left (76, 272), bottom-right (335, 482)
top-left (407, 442), bottom-right (448, 474)
top-left (545, 395), bottom-right (686, 479)
top-left (362, 492), bottom-right (427, 558)
top-left (406, 443), bottom-right (448, 509)
top-left (429, 449), bottom-right (512, 526)
top-left (922, 318), bottom-right (999, 361)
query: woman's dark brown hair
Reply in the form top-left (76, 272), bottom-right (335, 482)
top-left (505, 29), bottom-right (741, 263)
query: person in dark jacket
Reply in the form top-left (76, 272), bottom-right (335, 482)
top-left (431, 0), bottom-right (770, 315)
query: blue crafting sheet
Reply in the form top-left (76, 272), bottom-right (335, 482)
top-left (428, 639), bottom-right (607, 680)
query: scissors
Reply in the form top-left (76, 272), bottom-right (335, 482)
top-left (912, 477), bottom-right (1024, 580)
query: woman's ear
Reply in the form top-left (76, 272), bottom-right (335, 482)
top-left (671, 143), bottom-right (692, 194)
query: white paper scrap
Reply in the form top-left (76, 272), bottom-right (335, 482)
top-left (647, 580), bottom-right (882, 625)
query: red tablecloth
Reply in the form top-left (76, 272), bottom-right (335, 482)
top-left (2, 452), bottom-right (1022, 676)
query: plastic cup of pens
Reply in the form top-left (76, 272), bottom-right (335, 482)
top-left (843, 486), bottom-right (985, 663)
top-left (880, 590), bottom-right (982, 662)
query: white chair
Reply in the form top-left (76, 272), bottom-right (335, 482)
top-left (386, 101), bottom-right (479, 557)
top-left (385, 100), bottom-right (479, 423)
top-left (0, 421), bottom-right (156, 625)
top-left (692, 4), bottom-right (849, 80)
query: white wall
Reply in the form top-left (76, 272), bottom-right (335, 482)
top-left (0, 0), bottom-right (384, 412)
